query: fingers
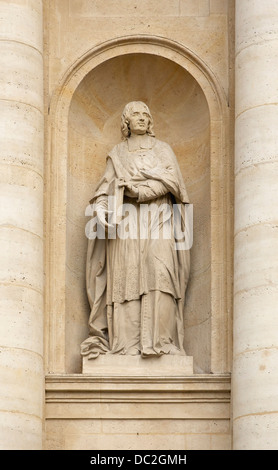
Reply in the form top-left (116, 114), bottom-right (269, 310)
top-left (98, 215), bottom-right (111, 228)
top-left (97, 209), bottom-right (114, 228)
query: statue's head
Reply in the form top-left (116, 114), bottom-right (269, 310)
top-left (121, 101), bottom-right (155, 140)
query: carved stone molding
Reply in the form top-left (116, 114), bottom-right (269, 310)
top-left (45, 373), bottom-right (231, 407)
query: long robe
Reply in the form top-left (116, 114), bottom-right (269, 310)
top-left (81, 135), bottom-right (190, 358)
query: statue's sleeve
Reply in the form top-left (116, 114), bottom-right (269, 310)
top-left (90, 156), bottom-right (116, 205)
top-left (136, 179), bottom-right (169, 202)
top-left (139, 143), bottom-right (190, 204)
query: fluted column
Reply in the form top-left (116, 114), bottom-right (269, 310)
top-left (233, 0), bottom-right (278, 449)
top-left (0, 1), bottom-right (44, 449)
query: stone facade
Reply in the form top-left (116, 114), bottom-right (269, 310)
top-left (0, 0), bottom-right (277, 450)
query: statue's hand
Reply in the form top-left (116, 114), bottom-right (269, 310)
top-left (96, 207), bottom-right (114, 228)
top-left (118, 181), bottom-right (139, 198)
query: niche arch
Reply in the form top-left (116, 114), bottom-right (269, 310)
top-left (46, 35), bottom-right (231, 375)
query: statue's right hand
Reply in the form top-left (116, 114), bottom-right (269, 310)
top-left (96, 207), bottom-right (114, 228)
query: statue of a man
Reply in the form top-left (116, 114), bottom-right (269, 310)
top-left (81, 101), bottom-right (190, 359)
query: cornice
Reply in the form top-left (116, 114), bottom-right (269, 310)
top-left (45, 373), bottom-right (231, 404)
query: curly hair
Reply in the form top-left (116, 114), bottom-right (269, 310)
top-left (121, 101), bottom-right (155, 140)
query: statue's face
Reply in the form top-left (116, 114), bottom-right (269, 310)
top-left (128, 103), bottom-right (150, 135)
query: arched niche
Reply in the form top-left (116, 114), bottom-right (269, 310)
top-left (67, 53), bottom-right (209, 373)
top-left (46, 37), bottom-right (231, 376)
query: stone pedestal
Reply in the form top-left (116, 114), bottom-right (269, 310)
top-left (82, 355), bottom-right (193, 376)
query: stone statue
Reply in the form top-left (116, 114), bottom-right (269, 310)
top-left (81, 101), bottom-right (190, 359)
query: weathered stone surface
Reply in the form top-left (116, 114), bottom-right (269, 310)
top-left (0, 0), bottom-right (44, 450)
top-left (233, 0), bottom-right (278, 450)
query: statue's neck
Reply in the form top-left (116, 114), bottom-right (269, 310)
top-left (129, 133), bottom-right (148, 143)
top-left (128, 133), bottom-right (150, 150)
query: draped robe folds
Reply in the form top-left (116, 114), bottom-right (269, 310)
top-left (81, 135), bottom-right (191, 358)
